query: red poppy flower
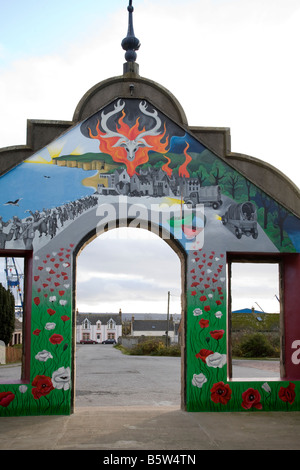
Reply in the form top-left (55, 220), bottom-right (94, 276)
top-left (278, 382), bottom-right (296, 405)
top-left (49, 334), bottom-right (64, 345)
top-left (195, 348), bottom-right (214, 363)
top-left (61, 315), bottom-right (70, 322)
top-left (191, 291), bottom-right (196, 296)
top-left (241, 388), bottom-right (262, 410)
top-left (210, 330), bottom-right (224, 340)
top-left (31, 375), bottom-right (54, 399)
top-left (204, 305), bottom-right (210, 312)
top-left (200, 295), bottom-right (207, 301)
top-left (211, 382), bottom-right (232, 405)
top-left (59, 290), bottom-right (65, 296)
top-left (0, 391), bottom-right (15, 407)
top-left (216, 300), bottom-right (222, 305)
top-left (199, 319), bottom-right (209, 328)
top-left (33, 329), bottom-right (41, 336)
top-left (191, 282), bottom-right (199, 287)
top-left (47, 308), bottom-right (56, 316)
top-left (33, 297), bottom-right (40, 306)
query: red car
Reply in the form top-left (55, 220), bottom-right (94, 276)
top-left (80, 339), bottom-right (97, 344)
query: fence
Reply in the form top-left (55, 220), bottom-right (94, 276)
top-left (5, 346), bottom-right (22, 364)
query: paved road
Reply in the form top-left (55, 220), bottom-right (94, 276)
top-left (74, 345), bottom-right (280, 408)
top-left (75, 344), bottom-right (181, 407)
top-left (0, 346), bottom-right (280, 408)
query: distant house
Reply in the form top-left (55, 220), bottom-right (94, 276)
top-left (76, 313), bottom-right (122, 343)
top-left (10, 318), bottom-right (22, 346)
top-left (130, 316), bottom-right (179, 343)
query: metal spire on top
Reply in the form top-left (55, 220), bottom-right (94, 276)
top-left (122, 0), bottom-right (140, 73)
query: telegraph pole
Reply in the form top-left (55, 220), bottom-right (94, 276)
top-left (166, 291), bottom-right (170, 347)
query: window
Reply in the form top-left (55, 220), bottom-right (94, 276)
top-left (228, 258), bottom-right (281, 380)
top-left (0, 252), bottom-right (32, 383)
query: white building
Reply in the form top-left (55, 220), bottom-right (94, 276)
top-left (76, 313), bottom-right (122, 344)
top-left (130, 317), bottom-right (179, 344)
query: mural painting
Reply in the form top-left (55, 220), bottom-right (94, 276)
top-left (0, 98), bottom-right (300, 415)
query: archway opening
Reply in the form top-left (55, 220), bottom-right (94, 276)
top-left (73, 226), bottom-right (186, 410)
top-left (228, 260), bottom-right (281, 380)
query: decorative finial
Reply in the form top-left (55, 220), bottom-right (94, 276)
top-left (121, 0), bottom-right (140, 63)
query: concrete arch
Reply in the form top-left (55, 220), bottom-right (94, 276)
top-left (72, 74), bottom-right (188, 128)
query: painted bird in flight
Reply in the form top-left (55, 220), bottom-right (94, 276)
top-left (4, 198), bottom-right (22, 206)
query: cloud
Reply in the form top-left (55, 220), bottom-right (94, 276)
top-left (76, 228), bottom-right (182, 313)
top-left (231, 262), bottom-right (280, 312)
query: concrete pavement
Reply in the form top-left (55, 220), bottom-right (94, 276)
top-left (0, 405), bottom-right (299, 450)
top-left (0, 349), bottom-right (299, 451)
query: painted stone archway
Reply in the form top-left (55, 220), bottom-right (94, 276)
top-left (1, 96), bottom-right (300, 415)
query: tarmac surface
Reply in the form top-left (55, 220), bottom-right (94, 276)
top-left (1, 405), bottom-right (300, 451)
top-left (0, 346), bottom-right (299, 451)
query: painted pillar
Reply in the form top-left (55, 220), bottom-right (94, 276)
top-left (283, 254), bottom-right (300, 380)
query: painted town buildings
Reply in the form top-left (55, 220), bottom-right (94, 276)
top-left (1, 43), bottom-right (300, 414)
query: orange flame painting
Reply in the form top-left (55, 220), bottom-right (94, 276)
top-left (88, 104), bottom-right (169, 177)
top-left (179, 142), bottom-right (192, 178)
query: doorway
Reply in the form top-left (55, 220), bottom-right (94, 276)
top-left (228, 260), bottom-right (281, 380)
top-left (72, 227), bottom-right (186, 409)
top-left (0, 252), bottom-right (32, 384)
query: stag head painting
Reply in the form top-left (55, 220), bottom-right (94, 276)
top-left (86, 100), bottom-right (169, 176)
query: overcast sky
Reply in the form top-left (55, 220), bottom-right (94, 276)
top-left (1, 0), bottom-right (297, 314)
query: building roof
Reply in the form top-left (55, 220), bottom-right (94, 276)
top-left (232, 308), bottom-right (264, 314)
top-left (123, 313), bottom-right (181, 321)
top-left (14, 318), bottom-right (23, 331)
top-left (77, 313), bottom-right (122, 325)
top-left (132, 319), bottom-right (174, 332)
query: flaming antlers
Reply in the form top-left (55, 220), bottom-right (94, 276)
top-left (99, 100), bottom-right (162, 162)
top-left (88, 100), bottom-right (169, 176)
